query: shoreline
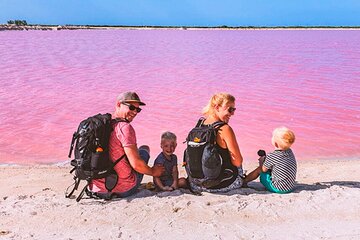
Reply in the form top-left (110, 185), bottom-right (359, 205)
top-left (1, 24), bottom-right (360, 31)
top-left (1, 154), bottom-right (359, 167)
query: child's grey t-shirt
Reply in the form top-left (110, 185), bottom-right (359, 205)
top-left (153, 152), bottom-right (177, 184)
top-left (263, 149), bottom-right (297, 191)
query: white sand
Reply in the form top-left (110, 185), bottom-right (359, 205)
top-left (1, 159), bottom-right (360, 240)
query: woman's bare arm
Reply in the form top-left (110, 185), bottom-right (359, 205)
top-left (217, 125), bottom-right (243, 167)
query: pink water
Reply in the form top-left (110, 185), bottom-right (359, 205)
top-left (1, 29), bottom-right (359, 165)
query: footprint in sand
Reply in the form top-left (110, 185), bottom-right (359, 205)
top-left (0, 230), bottom-right (11, 236)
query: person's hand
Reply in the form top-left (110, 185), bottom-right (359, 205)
top-left (258, 156), bottom-right (265, 166)
top-left (151, 165), bottom-right (165, 177)
top-left (163, 186), bottom-right (174, 191)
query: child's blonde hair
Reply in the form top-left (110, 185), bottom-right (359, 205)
top-left (202, 92), bottom-right (235, 117)
top-left (272, 127), bottom-right (295, 150)
top-left (161, 131), bottom-right (177, 143)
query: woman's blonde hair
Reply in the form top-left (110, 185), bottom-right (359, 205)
top-left (272, 127), bottom-right (295, 150)
top-left (202, 92), bottom-right (235, 117)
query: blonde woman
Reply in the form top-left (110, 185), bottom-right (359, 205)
top-left (186, 92), bottom-right (245, 193)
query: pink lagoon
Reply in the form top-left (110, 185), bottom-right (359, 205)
top-left (0, 29), bottom-right (359, 165)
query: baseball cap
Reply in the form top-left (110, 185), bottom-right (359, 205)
top-left (117, 91), bottom-right (146, 106)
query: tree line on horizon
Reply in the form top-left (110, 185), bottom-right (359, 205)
top-left (3, 20), bottom-right (359, 29)
top-left (7, 20), bottom-right (28, 26)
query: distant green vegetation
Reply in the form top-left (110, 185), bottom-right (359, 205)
top-left (2, 21), bottom-right (360, 29)
top-left (7, 20), bottom-right (28, 26)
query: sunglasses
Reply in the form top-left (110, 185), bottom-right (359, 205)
top-left (122, 102), bottom-right (142, 113)
top-left (227, 107), bottom-right (236, 113)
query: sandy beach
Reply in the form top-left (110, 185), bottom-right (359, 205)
top-left (1, 159), bottom-right (360, 239)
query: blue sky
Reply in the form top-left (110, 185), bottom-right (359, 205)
top-left (1, 0), bottom-right (360, 26)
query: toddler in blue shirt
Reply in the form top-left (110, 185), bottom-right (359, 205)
top-left (153, 131), bottom-right (187, 191)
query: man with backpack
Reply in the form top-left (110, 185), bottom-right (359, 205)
top-left (88, 91), bottom-right (165, 198)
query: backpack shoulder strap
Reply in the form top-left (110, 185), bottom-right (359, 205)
top-left (110, 118), bottom-right (129, 131)
top-left (112, 154), bottom-right (126, 167)
top-left (195, 117), bottom-right (206, 127)
top-left (113, 118), bottom-right (129, 123)
top-left (211, 121), bottom-right (226, 129)
top-left (207, 121), bottom-right (226, 144)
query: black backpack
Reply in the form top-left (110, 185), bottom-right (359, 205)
top-left (183, 118), bottom-right (226, 187)
top-left (65, 113), bottom-right (126, 202)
